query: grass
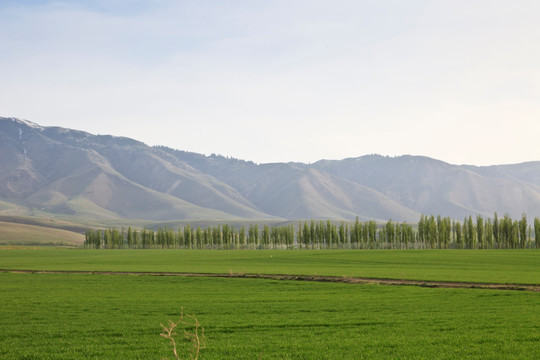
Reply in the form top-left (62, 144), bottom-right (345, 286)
top-left (0, 272), bottom-right (538, 359)
top-left (0, 221), bottom-right (85, 246)
top-left (1, 248), bottom-right (538, 358)
top-left (0, 248), bottom-right (538, 284)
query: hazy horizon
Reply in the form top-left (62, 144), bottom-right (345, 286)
top-left (2, 0), bottom-right (539, 166)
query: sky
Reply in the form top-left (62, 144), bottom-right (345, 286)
top-left (1, 0), bottom-right (539, 166)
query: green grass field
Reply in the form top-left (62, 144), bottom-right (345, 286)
top-left (0, 272), bottom-right (538, 360)
top-left (1, 249), bottom-right (538, 359)
top-left (1, 248), bottom-right (538, 284)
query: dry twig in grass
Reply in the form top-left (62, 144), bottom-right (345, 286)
top-left (161, 306), bottom-right (206, 360)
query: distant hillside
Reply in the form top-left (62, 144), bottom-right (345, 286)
top-left (312, 155), bottom-right (540, 219)
top-left (0, 220), bottom-right (84, 246)
top-left (0, 117), bottom-right (272, 221)
top-left (2, 117), bottom-right (540, 222)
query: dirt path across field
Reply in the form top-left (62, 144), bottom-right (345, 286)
top-left (2, 269), bottom-right (539, 291)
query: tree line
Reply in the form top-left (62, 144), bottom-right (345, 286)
top-left (84, 213), bottom-right (540, 250)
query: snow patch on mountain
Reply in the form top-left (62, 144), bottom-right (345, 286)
top-left (7, 117), bottom-right (44, 130)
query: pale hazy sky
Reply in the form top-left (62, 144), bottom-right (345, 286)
top-left (1, 0), bottom-right (539, 165)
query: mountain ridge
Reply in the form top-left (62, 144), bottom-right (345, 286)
top-left (2, 117), bottom-right (540, 222)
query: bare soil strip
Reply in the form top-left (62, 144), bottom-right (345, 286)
top-left (1, 269), bottom-right (539, 291)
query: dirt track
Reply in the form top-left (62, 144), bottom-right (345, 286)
top-left (2, 269), bottom-right (539, 291)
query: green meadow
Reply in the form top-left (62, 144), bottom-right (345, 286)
top-left (1, 272), bottom-right (539, 360)
top-left (0, 248), bottom-right (539, 359)
top-left (1, 248), bottom-right (539, 284)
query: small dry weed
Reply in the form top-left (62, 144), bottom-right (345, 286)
top-left (161, 307), bottom-right (206, 360)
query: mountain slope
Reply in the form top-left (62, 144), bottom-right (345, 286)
top-left (0, 118), bottom-right (272, 220)
top-left (2, 117), bottom-right (540, 222)
top-left (313, 155), bottom-right (540, 219)
top-left (194, 162), bottom-right (419, 221)
top-left (40, 126), bottom-right (270, 219)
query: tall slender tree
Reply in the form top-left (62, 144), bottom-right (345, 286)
top-left (476, 215), bottom-right (484, 249)
top-left (534, 217), bottom-right (540, 248)
top-left (518, 213), bottom-right (528, 249)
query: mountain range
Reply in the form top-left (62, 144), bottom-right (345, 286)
top-left (2, 116), bottom-right (540, 223)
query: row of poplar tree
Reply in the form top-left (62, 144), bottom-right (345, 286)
top-left (84, 213), bottom-right (540, 250)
